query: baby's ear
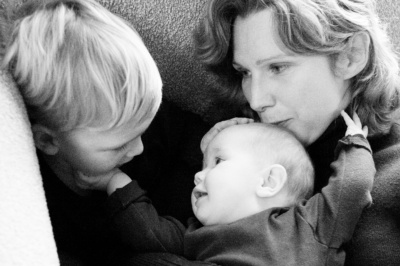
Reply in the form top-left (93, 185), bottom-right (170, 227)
top-left (32, 124), bottom-right (59, 155)
top-left (256, 164), bottom-right (287, 198)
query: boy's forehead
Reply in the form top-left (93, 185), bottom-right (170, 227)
top-left (69, 114), bottom-right (153, 146)
top-left (85, 115), bottom-right (151, 134)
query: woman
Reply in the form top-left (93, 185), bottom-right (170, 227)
top-left (194, 0), bottom-right (400, 265)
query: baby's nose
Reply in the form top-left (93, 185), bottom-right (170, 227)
top-left (194, 170), bottom-right (205, 185)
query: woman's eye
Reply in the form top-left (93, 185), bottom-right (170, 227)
top-left (240, 70), bottom-right (251, 78)
top-left (270, 64), bottom-right (288, 74)
top-left (234, 67), bottom-right (250, 78)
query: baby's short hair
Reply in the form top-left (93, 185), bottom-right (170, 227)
top-left (246, 123), bottom-right (315, 203)
top-left (2, 0), bottom-right (162, 131)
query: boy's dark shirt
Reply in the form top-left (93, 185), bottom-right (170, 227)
top-left (40, 153), bottom-right (118, 265)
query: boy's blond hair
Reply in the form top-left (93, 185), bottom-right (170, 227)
top-left (2, 0), bottom-right (162, 131)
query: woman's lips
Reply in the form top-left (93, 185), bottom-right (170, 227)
top-left (270, 119), bottom-right (291, 127)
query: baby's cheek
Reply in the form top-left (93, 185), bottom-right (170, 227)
top-left (191, 193), bottom-right (198, 207)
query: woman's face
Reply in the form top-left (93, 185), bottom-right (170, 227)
top-left (232, 9), bottom-right (351, 146)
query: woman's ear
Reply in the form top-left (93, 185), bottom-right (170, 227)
top-left (256, 164), bottom-right (287, 198)
top-left (32, 124), bottom-right (59, 155)
top-left (335, 31), bottom-right (370, 79)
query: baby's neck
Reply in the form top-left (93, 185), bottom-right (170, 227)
top-left (260, 191), bottom-right (293, 211)
top-left (43, 154), bottom-right (93, 197)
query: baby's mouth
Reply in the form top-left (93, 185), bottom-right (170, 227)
top-left (194, 191), bottom-right (208, 200)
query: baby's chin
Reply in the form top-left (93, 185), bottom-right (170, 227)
top-left (192, 208), bottom-right (207, 226)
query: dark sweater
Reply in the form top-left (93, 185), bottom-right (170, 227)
top-left (106, 135), bottom-right (374, 266)
top-left (308, 117), bottom-right (400, 266)
top-left (40, 154), bottom-right (118, 265)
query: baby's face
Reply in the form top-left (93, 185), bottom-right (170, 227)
top-left (53, 116), bottom-right (153, 178)
top-left (192, 126), bottom-right (267, 226)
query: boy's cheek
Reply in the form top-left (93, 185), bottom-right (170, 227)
top-left (72, 154), bottom-right (120, 177)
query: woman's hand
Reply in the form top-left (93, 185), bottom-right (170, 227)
top-left (200, 117), bottom-right (254, 152)
top-left (341, 110), bottom-right (368, 138)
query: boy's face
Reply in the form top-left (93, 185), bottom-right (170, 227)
top-left (191, 127), bottom-right (268, 226)
top-left (53, 116), bottom-right (153, 178)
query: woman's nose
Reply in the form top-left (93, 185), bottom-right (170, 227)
top-left (125, 137), bottom-right (144, 158)
top-left (245, 75), bottom-right (275, 113)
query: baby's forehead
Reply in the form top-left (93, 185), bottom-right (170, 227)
top-left (211, 124), bottom-right (283, 153)
top-left (207, 126), bottom-right (276, 162)
top-left (210, 125), bottom-right (260, 150)
top-left (217, 124), bottom-right (262, 139)
top-left (214, 126), bottom-right (249, 142)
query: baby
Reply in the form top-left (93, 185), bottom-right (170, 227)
top-left (99, 111), bottom-right (375, 265)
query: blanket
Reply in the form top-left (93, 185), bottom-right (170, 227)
top-left (0, 70), bottom-right (59, 265)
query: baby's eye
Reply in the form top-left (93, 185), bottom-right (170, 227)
top-left (215, 157), bottom-right (222, 165)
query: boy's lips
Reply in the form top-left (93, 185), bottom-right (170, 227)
top-left (118, 157), bottom-right (134, 167)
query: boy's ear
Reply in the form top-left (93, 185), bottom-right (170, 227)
top-left (335, 31), bottom-right (370, 80)
top-left (32, 124), bottom-right (59, 155)
top-left (256, 164), bottom-right (287, 198)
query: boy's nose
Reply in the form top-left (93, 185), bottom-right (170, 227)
top-left (125, 137), bottom-right (144, 158)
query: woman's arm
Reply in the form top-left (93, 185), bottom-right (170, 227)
top-left (301, 112), bottom-right (375, 247)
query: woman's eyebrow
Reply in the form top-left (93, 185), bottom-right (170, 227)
top-left (233, 53), bottom-right (289, 67)
top-left (255, 54), bottom-right (290, 65)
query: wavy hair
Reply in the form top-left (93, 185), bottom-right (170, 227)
top-left (2, 0), bottom-right (162, 132)
top-left (194, 0), bottom-right (400, 136)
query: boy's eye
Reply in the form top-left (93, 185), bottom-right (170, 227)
top-left (115, 144), bottom-right (128, 152)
